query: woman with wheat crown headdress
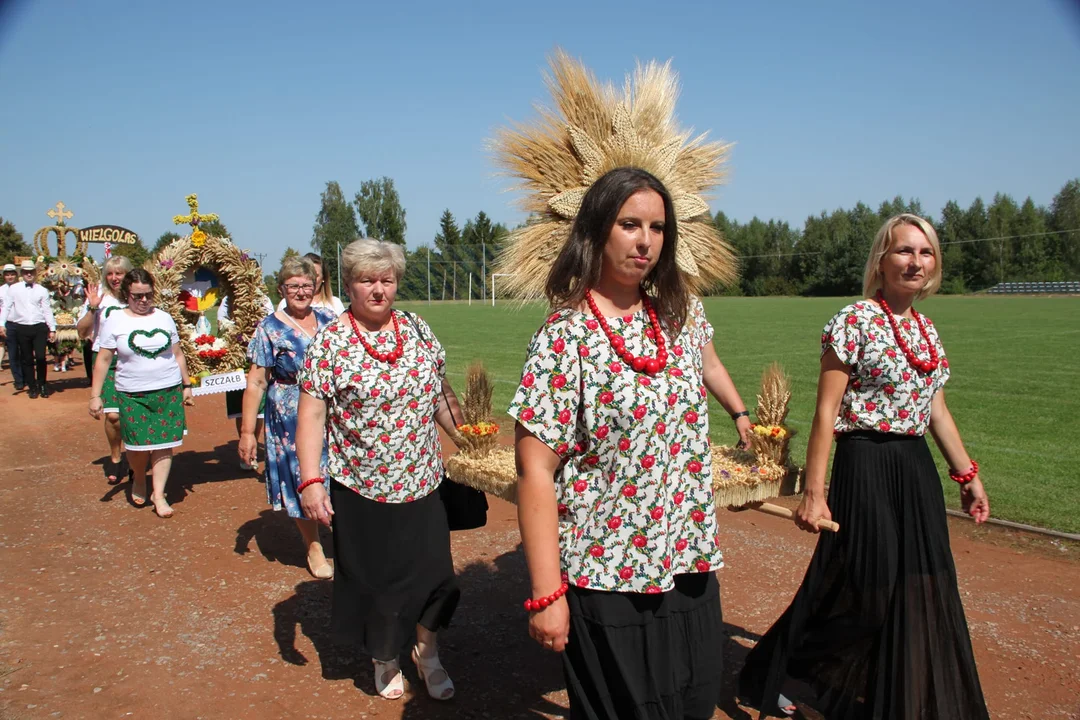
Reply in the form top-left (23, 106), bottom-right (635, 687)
top-left (499, 52), bottom-right (752, 719)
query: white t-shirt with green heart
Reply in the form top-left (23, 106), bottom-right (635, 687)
top-left (98, 308), bottom-right (182, 393)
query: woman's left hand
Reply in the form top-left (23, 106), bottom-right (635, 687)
top-left (960, 477), bottom-right (990, 524)
top-left (182, 388), bottom-right (194, 406)
top-left (735, 415), bottom-right (753, 450)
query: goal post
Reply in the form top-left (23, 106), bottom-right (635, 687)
top-left (490, 274), bottom-right (513, 307)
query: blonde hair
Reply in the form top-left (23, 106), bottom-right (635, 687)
top-left (340, 238), bottom-right (406, 285)
top-left (102, 256), bottom-right (133, 299)
top-left (277, 256), bottom-right (318, 289)
top-left (863, 214), bottom-right (942, 301)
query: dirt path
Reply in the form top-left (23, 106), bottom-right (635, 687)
top-left (0, 368), bottom-right (1077, 719)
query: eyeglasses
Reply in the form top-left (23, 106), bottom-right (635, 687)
top-left (129, 291), bottom-right (155, 301)
top-left (283, 283), bottom-right (316, 294)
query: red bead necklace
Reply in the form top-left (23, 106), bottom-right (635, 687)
top-left (585, 289), bottom-right (667, 374)
top-left (876, 292), bottom-right (939, 374)
top-left (347, 309), bottom-right (403, 363)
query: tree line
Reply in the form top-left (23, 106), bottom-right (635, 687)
top-left (717, 178), bottom-right (1080, 296)
top-left (3, 177), bottom-right (1076, 299)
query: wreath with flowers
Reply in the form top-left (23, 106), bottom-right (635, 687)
top-left (147, 232), bottom-right (264, 378)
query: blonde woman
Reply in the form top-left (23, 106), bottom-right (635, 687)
top-left (739, 214), bottom-right (989, 719)
top-left (77, 255), bottom-right (133, 484)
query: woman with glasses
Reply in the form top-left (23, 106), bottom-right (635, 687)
top-left (89, 269), bottom-right (194, 518)
top-left (238, 256), bottom-right (337, 577)
top-left (276, 253), bottom-right (345, 314)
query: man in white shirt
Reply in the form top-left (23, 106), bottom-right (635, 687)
top-left (0, 261), bottom-right (57, 398)
top-left (0, 263), bottom-right (22, 389)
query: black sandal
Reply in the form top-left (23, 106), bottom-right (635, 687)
top-left (104, 458), bottom-right (122, 485)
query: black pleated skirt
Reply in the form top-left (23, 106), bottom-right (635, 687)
top-left (563, 572), bottom-right (724, 720)
top-left (329, 480), bottom-right (460, 662)
top-left (739, 432), bottom-right (989, 720)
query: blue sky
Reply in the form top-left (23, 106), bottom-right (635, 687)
top-left (1, 0), bottom-right (1077, 267)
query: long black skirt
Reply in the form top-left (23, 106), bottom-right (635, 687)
top-left (563, 572), bottom-right (723, 720)
top-left (739, 432), bottom-right (989, 719)
top-left (329, 480), bottom-right (460, 662)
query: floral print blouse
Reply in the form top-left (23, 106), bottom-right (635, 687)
top-left (509, 298), bottom-right (723, 594)
top-left (824, 300), bottom-right (950, 436)
top-left (298, 310), bottom-right (446, 503)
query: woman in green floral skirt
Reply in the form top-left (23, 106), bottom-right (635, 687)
top-left (89, 269), bottom-right (194, 518)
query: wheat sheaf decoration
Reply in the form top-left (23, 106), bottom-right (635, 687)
top-left (490, 49), bottom-right (738, 301)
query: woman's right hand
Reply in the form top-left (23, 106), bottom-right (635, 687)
top-left (237, 432), bottom-right (258, 466)
top-left (300, 482), bottom-right (334, 527)
top-left (529, 595), bottom-right (570, 653)
top-left (86, 283), bottom-right (102, 309)
top-left (794, 489), bottom-right (832, 534)
top-left (88, 397), bottom-right (103, 420)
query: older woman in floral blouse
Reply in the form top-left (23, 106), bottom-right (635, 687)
top-left (511, 167), bottom-right (753, 720)
top-left (295, 238), bottom-right (463, 702)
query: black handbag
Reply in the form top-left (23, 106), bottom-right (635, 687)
top-left (400, 311), bottom-right (488, 531)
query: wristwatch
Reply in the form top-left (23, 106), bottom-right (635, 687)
top-left (731, 410), bottom-right (750, 421)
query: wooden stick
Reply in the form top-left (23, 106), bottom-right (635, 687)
top-left (749, 502), bottom-right (840, 532)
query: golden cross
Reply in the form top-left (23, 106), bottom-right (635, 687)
top-left (172, 193), bottom-right (220, 227)
top-left (47, 201), bottom-right (73, 225)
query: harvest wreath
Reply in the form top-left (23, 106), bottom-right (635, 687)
top-left (146, 195), bottom-right (264, 380)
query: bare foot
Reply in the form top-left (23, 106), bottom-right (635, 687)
top-left (151, 496), bottom-right (173, 519)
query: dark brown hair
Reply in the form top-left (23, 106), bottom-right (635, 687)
top-left (545, 167), bottom-right (688, 334)
top-left (120, 268), bottom-right (156, 303)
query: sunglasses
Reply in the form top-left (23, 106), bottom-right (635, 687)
top-left (129, 291), bottom-right (155, 301)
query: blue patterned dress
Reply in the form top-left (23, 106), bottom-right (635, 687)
top-left (248, 308), bottom-right (336, 518)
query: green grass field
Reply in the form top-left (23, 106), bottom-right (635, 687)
top-left (398, 296), bottom-right (1080, 534)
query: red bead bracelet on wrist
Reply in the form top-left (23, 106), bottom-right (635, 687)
top-left (948, 460), bottom-right (979, 484)
top-left (297, 478), bottom-right (325, 493)
top-left (524, 575), bottom-right (570, 612)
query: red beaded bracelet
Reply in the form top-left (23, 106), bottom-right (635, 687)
top-left (948, 460), bottom-right (979, 485)
top-left (524, 575), bottom-right (570, 612)
top-left (297, 478), bottom-right (325, 493)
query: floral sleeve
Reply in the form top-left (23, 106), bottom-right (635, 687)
top-left (247, 319), bottom-right (274, 368)
top-left (412, 315), bottom-right (447, 381)
top-left (923, 316), bottom-right (951, 387)
top-left (821, 307), bottom-right (864, 365)
top-left (508, 315), bottom-right (581, 456)
top-left (688, 297), bottom-right (714, 349)
top-left (299, 326), bottom-right (335, 399)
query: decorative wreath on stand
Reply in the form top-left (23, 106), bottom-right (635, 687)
top-left (148, 233), bottom-right (265, 379)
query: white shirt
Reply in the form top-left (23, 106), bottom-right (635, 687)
top-left (219, 293), bottom-right (275, 321)
top-left (98, 308), bottom-right (182, 393)
top-left (0, 281), bottom-right (56, 331)
top-left (277, 295), bottom-right (345, 315)
top-left (0, 283), bottom-right (11, 315)
top-left (83, 291), bottom-right (126, 352)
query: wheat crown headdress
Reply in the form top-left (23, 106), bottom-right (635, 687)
top-left (490, 50), bottom-right (738, 300)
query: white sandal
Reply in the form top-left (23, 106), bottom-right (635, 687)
top-left (373, 658), bottom-right (404, 700)
top-left (412, 646), bottom-right (454, 700)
